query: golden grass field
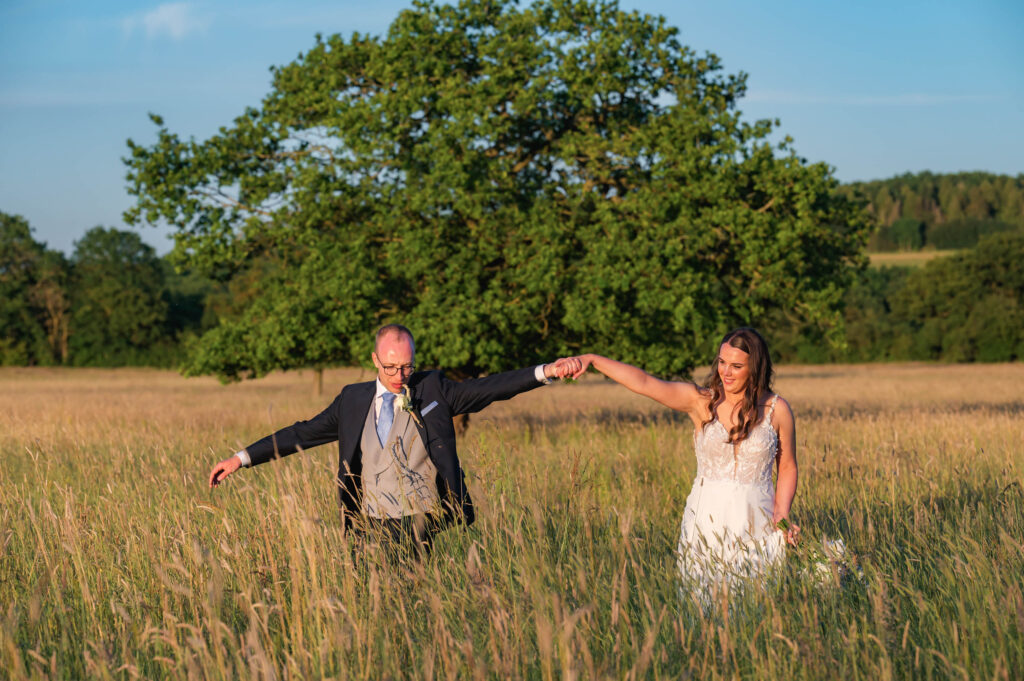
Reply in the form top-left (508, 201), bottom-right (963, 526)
top-left (1, 362), bottom-right (1022, 680)
top-left (868, 250), bottom-right (959, 269)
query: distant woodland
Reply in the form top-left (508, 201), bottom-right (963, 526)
top-left (3, 171), bottom-right (1023, 370)
top-left (840, 171), bottom-right (1024, 251)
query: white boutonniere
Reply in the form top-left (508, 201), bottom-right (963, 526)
top-left (395, 385), bottom-right (424, 428)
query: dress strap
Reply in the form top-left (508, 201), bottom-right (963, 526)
top-left (766, 394), bottom-right (779, 424)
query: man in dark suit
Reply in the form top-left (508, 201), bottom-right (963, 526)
top-left (208, 323), bottom-right (574, 555)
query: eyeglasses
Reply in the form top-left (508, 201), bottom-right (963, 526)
top-left (380, 363), bottom-right (416, 376)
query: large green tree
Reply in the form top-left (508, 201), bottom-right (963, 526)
top-left (69, 227), bottom-right (170, 366)
top-left (125, 0), bottom-right (868, 381)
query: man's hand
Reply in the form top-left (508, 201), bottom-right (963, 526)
top-left (545, 357), bottom-right (583, 380)
top-left (209, 455), bottom-right (242, 488)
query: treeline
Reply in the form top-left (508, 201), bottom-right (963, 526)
top-left (840, 171), bottom-right (1024, 251)
top-left (775, 230), bottom-right (1024, 363)
top-left (1, 213), bottom-right (213, 367)
top-left (4, 171), bottom-right (1024, 369)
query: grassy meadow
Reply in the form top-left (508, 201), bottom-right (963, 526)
top-left (867, 250), bottom-right (959, 269)
top-left (1, 363), bottom-right (1022, 680)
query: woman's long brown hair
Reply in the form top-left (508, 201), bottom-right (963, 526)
top-left (700, 327), bottom-right (775, 443)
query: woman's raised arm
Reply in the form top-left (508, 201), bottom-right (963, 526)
top-left (571, 354), bottom-right (702, 414)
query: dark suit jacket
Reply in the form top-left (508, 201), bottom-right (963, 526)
top-left (243, 366), bottom-right (545, 528)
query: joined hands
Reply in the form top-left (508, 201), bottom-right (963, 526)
top-left (546, 356), bottom-right (588, 380)
top-left (547, 355), bottom-right (592, 380)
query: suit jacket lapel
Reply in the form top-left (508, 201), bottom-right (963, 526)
top-left (405, 378), bottom-right (429, 448)
top-left (341, 381), bottom-right (375, 465)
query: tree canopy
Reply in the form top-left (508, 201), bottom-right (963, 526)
top-left (891, 232), bottom-right (1024, 362)
top-left (68, 227), bottom-right (170, 366)
top-left (124, 0), bottom-right (869, 380)
top-left (0, 212), bottom-right (68, 365)
top-left (840, 171), bottom-right (1024, 251)
top-left (0, 213), bottom-right (211, 368)
top-left (1, 212), bottom-right (47, 364)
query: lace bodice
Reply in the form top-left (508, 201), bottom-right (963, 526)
top-left (693, 395), bottom-right (779, 487)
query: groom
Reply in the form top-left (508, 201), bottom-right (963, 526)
top-left (208, 324), bottom-right (573, 553)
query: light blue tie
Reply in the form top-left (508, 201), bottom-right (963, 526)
top-left (377, 392), bottom-right (395, 446)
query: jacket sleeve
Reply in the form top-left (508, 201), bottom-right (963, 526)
top-left (243, 391), bottom-right (342, 466)
top-left (439, 365), bottom-right (545, 416)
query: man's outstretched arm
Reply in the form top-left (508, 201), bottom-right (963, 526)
top-left (441, 358), bottom-right (578, 415)
top-left (208, 391), bottom-right (344, 488)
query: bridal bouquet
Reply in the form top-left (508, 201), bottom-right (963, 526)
top-left (778, 519), bottom-right (863, 588)
top-left (806, 536), bottom-right (864, 587)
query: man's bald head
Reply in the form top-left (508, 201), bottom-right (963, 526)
top-left (374, 324), bottom-right (415, 354)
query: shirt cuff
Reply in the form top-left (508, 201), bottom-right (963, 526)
top-left (234, 450), bottom-right (252, 467)
top-left (535, 364), bottom-right (552, 385)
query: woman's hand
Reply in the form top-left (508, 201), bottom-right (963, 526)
top-left (774, 514), bottom-right (800, 546)
top-left (568, 354), bottom-right (594, 380)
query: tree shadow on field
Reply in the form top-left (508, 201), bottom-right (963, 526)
top-left (780, 368), bottom-right (863, 380)
top-left (490, 400), bottom-right (1024, 431)
top-left (797, 400), bottom-right (1024, 422)
top-left (489, 406), bottom-right (693, 431)
top-left (796, 476), bottom-right (1024, 554)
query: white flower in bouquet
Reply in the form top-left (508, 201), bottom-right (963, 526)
top-left (805, 536), bottom-right (864, 588)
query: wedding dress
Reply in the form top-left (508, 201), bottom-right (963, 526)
top-left (677, 394), bottom-right (786, 592)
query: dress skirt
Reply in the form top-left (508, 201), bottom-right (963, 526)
top-left (677, 477), bottom-right (786, 592)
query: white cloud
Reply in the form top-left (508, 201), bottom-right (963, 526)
top-left (122, 3), bottom-right (210, 40)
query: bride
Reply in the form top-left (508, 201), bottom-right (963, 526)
top-left (566, 327), bottom-right (799, 592)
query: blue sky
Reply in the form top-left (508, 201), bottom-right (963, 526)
top-left (1, 0), bottom-right (1021, 255)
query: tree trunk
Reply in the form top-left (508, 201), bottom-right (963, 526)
top-left (31, 281), bottom-right (69, 364)
top-left (59, 319), bottom-right (69, 364)
top-left (314, 368), bottom-right (323, 397)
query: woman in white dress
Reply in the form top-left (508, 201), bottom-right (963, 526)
top-left (567, 327), bottom-right (799, 592)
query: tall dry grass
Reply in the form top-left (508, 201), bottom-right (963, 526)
top-left (1, 363), bottom-right (1022, 680)
top-left (868, 250), bottom-right (959, 269)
